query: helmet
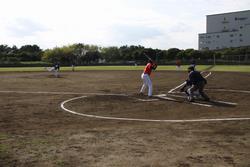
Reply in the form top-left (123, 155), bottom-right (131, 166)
top-left (188, 66), bottom-right (195, 71)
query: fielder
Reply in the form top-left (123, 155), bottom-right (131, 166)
top-left (54, 63), bottom-right (60, 78)
top-left (139, 59), bottom-right (157, 97)
top-left (180, 66), bottom-right (210, 102)
top-left (45, 63), bottom-right (60, 77)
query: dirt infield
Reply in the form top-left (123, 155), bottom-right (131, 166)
top-left (1, 70), bottom-right (250, 167)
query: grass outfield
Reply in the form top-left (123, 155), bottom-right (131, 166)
top-left (0, 65), bottom-right (249, 72)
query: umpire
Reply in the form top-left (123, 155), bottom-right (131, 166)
top-left (183, 66), bottom-right (210, 102)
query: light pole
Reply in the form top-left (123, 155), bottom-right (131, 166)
top-left (213, 53), bottom-right (216, 65)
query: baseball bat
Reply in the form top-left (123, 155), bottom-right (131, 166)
top-left (144, 53), bottom-right (152, 61)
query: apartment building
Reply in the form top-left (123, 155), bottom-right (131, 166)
top-left (199, 10), bottom-right (250, 50)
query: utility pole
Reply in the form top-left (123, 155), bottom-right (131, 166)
top-left (213, 53), bottom-right (216, 65)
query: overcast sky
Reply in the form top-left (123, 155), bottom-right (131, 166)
top-left (0, 0), bottom-right (249, 50)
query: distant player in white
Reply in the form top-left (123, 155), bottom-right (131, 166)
top-left (139, 60), bottom-right (157, 97)
top-left (54, 63), bottom-right (60, 78)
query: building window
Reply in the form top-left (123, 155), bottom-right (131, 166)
top-left (207, 36), bottom-right (211, 38)
top-left (240, 26), bottom-right (243, 29)
top-left (240, 39), bottom-right (243, 42)
top-left (216, 35), bottom-right (220, 38)
top-left (230, 34), bottom-right (234, 37)
top-left (235, 17), bottom-right (248, 21)
top-left (239, 34), bottom-right (242, 37)
top-left (230, 40), bottom-right (233, 43)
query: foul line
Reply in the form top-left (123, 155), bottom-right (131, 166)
top-left (154, 94), bottom-right (213, 107)
top-left (60, 95), bottom-right (250, 123)
top-left (167, 94), bottom-right (238, 106)
top-left (206, 89), bottom-right (250, 94)
top-left (0, 90), bottom-right (128, 96)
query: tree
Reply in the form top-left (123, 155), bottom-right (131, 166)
top-left (176, 50), bottom-right (186, 60)
top-left (18, 45), bottom-right (42, 61)
top-left (167, 48), bottom-right (181, 60)
top-left (101, 47), bottom-right (121, 62)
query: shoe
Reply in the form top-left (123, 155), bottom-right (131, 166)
top-left (187, 96), bottom-right (194, 102)
top-left (204, 98), bottom-right (210, 101)
top-left (138, 92), bottom-right (144, 96)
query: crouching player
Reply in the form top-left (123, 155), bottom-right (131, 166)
top-left (180, 66), bottom-right (210, 102)
top-left (139, 60), bottom-right (157, 97)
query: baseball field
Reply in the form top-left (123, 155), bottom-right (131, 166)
top-left (1, 65), bottom-right (250, 166)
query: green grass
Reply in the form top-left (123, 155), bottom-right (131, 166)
top-left (211, 65), bottom-right (250, 72)
top-left (0, 65), bottom-right (249, 72)
top-left (0, 67), bottom-right (46, 72)
top-left (0, 133), bottom-right (9, 156)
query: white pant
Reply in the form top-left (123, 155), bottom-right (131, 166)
top-left (140, 73), bottom-right (152, 96)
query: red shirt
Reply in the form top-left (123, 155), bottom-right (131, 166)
top-left (143, 63), bottom-right (153, 75)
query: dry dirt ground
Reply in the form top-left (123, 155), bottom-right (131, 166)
top-left (0, 70), bottom-right (250, 167)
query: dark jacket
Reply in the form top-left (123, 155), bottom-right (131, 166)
top-left (187, 71), bottom-right (206, 85)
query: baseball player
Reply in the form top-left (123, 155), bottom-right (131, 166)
top-left (180, 66), bottom-right (210, 102)
top-left (54, 63), bottom-right (60, 78)
top-left (139, 59), bottom-right (157, 97)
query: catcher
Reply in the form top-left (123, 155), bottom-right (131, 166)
top-left (139, 59), bottom-right (157, 97)
top-left (180, 66), bottom-right (210, 102)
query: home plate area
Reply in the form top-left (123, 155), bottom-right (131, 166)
top-left (60, 88), bottom-right (249, 122)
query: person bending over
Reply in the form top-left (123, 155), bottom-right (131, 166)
top-left (180, 66), bottom-right (209, 102)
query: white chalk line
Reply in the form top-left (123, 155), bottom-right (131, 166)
top-left (0, 90), bottom-right (128, 96)
top-left (0, 88), bottom-right (244, 106)
top-left (0, 90), bottom-right (249, 122)
top-left (167, 94), bottom-right (238, 106)
top-left (157, 94), bottom-right (212, 107)
top-left (60, 95), bottom-right (250, 123)
top-left (206, 89), bottom-right (250, 94)
top-left (0, 89), bottom-right (242, 107)
top-left (0, 89), bottom-right (211, 107)
top-left (136, 98), bottom-right (159, 102)
top-left (154, 93), bottom-right (212, 107)
top-left (153, 95), bottom-right (213, 107)
top-left (0, 90), bottom-right (214, 107)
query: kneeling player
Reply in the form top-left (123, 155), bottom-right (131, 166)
top-left (180, 66), bottom-right (210, 102)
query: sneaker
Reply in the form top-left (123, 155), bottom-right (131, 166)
top-left (138, 92), bottom-right (144, 96)
top-left (204, 97), bottom-right (210, 101)
top-left (187, 96), bottom-right (194, 102)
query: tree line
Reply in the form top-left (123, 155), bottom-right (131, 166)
top-left (1, 43), bottom-right (250, 66)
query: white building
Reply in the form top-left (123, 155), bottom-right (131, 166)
top-left (199, 10), bottom-right (250, 50)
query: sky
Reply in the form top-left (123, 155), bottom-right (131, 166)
top-left (0, 0), bottom-right (249, 50)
